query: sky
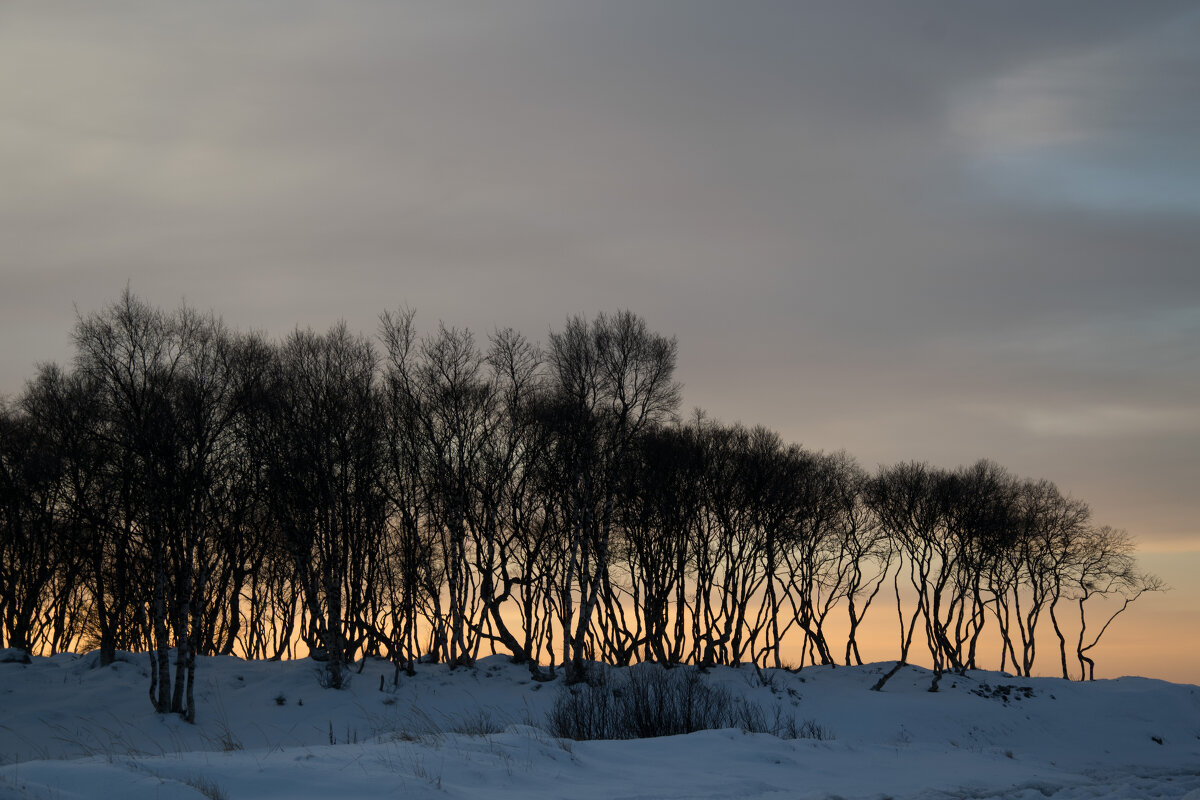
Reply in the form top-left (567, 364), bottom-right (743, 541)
top-left (1, 3), bottom-right (1197, 681)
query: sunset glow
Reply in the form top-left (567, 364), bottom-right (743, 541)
top-left (1, 3), bottom-right (1196, 687)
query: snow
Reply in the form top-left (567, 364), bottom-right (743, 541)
top-left (1, 654), bottom-right (1197, 799)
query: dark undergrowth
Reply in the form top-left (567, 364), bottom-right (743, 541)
top-left (547, 664), bottom-right (832, 742)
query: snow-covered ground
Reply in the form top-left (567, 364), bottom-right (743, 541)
top-left (1, 650), bottom-right (1198, 799)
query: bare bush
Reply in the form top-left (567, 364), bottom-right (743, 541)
top-left (548, 665), bottom-right (824, 741)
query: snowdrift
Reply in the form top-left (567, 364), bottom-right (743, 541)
top-left (1, 653), bottom-right (1198, 799)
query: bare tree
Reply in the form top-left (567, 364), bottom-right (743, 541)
top-left (254, 323), bottom-right (386, 689)
top-left (831, 455), bottom-right (891, 667)
top-left (73, 290), bottom-right (192, 713)
top-left (988, 479), bottom-right (1089, 677)
top-left (543, 311), bottom-right (681, 682)
top-left (867, 462), bottom-right (942, 680)
top-left (1071, 526), bottom-right (1164, 680)
top-left (616, 421), bottom-right (704, 665)
top-left (0, 396), bottom-right (70, 653)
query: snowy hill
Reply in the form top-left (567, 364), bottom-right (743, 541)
top-left (1, 652), bottom-right (1198, 799)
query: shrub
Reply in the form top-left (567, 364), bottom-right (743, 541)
top-left (184, 775), bottom-right (229, 800)
top-left (548, 664), bottom-right (813, 741)
top-left (548, 679), bottom-right (622, 740)
top-left (789, 717), bottom-right (834, 741)
top-left (450, 710), bottom-right (505, 736)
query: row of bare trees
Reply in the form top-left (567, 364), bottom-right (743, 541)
top-left (0, 291), bottom-right (1160, 720)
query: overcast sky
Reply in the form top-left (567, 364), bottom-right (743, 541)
top-left (2, 2), bottom-right (1198, 563)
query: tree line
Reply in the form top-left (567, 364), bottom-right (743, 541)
top-left (0, 290), bottom-right (1161, 721)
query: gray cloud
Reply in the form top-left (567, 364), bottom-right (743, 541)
top-left (1, 1), bottom-right (1197, 549)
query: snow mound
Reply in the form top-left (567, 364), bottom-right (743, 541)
top-left (1, 654), bottom-right (1197, 799)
